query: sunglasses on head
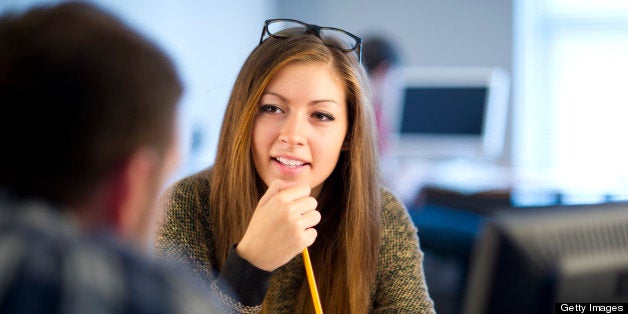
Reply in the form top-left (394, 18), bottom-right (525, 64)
top-left (259, 18), bottom-right (362, 63)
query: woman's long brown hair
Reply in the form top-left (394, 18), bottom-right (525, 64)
top-left (209, 33), bottom-right (381, 313)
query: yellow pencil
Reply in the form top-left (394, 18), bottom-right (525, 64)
top-left (302, 248), bottom-right (323, 314)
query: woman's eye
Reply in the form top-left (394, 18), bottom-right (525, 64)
top-left (312, 112), bottom-right (335, 121)
top-left (260, 104), bottom-right (282, 114)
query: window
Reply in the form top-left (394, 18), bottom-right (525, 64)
top-left (515, 0), bottom-right (628, 187)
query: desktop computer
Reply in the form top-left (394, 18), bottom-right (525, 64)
top-left (463, 202), bottom-right (628, 314)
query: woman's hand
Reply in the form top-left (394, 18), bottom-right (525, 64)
top-left (236, 180), bottom-right (321, 271)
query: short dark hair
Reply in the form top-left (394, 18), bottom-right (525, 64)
top-left (362, 36), bottom-right (399, 73)
top-left (0, 1), bottom-right (183, 206)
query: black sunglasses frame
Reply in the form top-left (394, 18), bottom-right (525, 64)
top-left (259, 18), bottom-right (362, 63)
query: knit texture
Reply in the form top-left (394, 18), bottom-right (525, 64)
top-left (154, 169), bottom-right (435, 313)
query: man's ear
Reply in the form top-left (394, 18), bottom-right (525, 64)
top-left (106, 148), bottom-right (160, 248)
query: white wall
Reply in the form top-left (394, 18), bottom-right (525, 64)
top-left (277, 0), bottom-right (512, 70)
top-left (0, 0), bottom-right (274, 182)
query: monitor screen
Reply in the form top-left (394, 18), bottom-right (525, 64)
top-left (392, 67), bottom-right (509, 161)
top-left (462, 202), bottom-right (628, 314)
top-left (401, 87), bottom-right (487, 135)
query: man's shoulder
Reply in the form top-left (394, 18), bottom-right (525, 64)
top-left (0, 199), bottom-right (219, 313)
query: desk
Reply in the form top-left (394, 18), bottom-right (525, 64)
top-left (388, 158), bottom-right (628, 209)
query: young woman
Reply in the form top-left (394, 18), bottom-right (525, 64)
top-left (154, 19), bottom-right (435, 313)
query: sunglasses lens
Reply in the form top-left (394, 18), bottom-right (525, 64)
top-left (267, 20), bottom-right (307, 37)
top-left (319, 28), bottom-right (359, 52)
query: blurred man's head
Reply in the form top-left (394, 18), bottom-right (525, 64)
top-left (0, 1), bottom-right (182, 247)
top-left (362, 36), bottom-right (399, 75)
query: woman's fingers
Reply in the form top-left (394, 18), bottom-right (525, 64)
top-left (257, 180), bottom-right (283, 207)
top-left (298, 204), bottom-right (321, 227)
top-left (236, 182), bottom-right (320, 271)
top-left (287, 195), bottom-right (317, 216)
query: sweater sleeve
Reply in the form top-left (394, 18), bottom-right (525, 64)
top-left (217, 246), bottom-right (273, 306)
top-left (372, 189), bottom-right (436, 313)
top-left (152, 171), bottom-right (271, 313)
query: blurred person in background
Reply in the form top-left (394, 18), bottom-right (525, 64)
top-left (0, 2), bottom-right (219, 313)
top-left (363, 36), bottom-right (405, 185)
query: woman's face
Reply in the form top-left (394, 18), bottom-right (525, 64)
top-left (252, 62), bottom-right (348, 198)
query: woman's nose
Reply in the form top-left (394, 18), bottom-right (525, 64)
top-left (279, 114), bottom-right (305, 146)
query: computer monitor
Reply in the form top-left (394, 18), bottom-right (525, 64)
top-left (462, 202), bottom-right (628, 314)
top-left (392, 67), bottom-right (510, 161)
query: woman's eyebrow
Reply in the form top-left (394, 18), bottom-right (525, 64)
top-left (261, 91), bottom-right (287, 102)
top-left (262, 91), bottom-right (341, 107)
top-left (309, 99), bottom-right (341, 107)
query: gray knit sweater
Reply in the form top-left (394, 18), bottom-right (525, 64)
top-left (154, 169), bottom-right (435, 313)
